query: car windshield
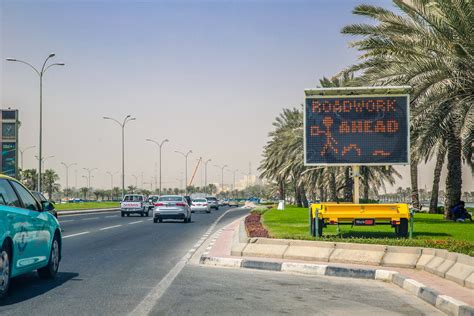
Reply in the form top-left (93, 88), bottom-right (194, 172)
top-left (149, 196), bottom-right (159, 202)
top-left (206, 197), bottom-right (217, 201)
top-left (159, 196), bottom-right (182, 202)
top-left (124, 195), bottom-right (143, 202)
top-left (193, 199), bottom-right (207, 202)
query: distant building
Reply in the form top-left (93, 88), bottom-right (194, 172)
top-left (0, 109), bottom-right (19, 178)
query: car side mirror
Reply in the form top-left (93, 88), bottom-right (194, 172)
top-left (41, 201), bottom-right (55, 212)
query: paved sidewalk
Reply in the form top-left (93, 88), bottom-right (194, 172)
top-left (207, 218), bottom-right (474, 307)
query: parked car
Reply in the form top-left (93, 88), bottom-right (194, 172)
top-left (31, 191), bottom-right (58, 218)
top-left (0, 175), bottom-right (62, 299)
top-left (206, 196), bottom-right (219, 210)
top-left (120, 194), bottom-right (152, 217)
top-left (153, 195), bottom-right (191, 223)
top-left (191, 198), bottom-right (210, 213)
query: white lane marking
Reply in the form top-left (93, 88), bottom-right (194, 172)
top-left (129, 220), bottom-right (143, 225)
top-left (130, 207), bottom-right (238, 315)
top-left (60, 210), bottom-right (119, 218)
top-left (105, 215), bottom-right (118, 218)
top-left (59, 220), bottom-right (75, 223)
top-left (82, 217), bottom-right (100, 221)
top-left (63, 231), bottom-right (90, 239)
top-left (99, 225), bottom-right (122, 231)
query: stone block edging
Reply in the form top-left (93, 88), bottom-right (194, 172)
top-left (232, 220), bottom-right (474, 289)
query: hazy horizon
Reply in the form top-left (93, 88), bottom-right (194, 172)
top-left (1, 0), bottom-right (472, 193)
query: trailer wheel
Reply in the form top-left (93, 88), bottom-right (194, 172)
top-left (396, 219), bottom-right (408, 238)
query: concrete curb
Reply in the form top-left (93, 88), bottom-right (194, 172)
top-left (200, 255), bottom-right (473, 316)
top-left (58, 208), bottom-right (119, 216)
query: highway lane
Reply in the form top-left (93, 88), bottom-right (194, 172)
top-left (0, 206), bottom-right (250, 315)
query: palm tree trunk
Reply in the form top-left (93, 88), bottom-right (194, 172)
top-left (278, 178), bottom-right (285, 200)
top-left (410, 157), bottom-right (421, 209)
top-left (429, 145), bottom-right (446, 213)
top-left (344, 167), bottom-right (353, 202)
top-left (328, 169), bottom-right (337, 201)
top-left (445, 128), bottom-right (462, 219)
top-left (362, 167), bottom-right (369, 200)
top-left (319, 183), bottom-right (325, 202)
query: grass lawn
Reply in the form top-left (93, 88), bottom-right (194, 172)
top-left (261, 206), bottom-right (474, 256)
top-left (55, 202), bottom-right (120, 211)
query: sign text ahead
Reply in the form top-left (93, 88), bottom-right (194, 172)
top-left (304, 95), bottom-right (409, 165)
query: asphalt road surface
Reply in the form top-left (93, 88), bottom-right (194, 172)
top-left (152, 265), bottom-right (443, 316)
top-left (0, 207), bottom-right (443, 316)
top-left (0, 206), bottom-right (249, 315)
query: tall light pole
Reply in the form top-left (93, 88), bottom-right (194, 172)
top-left (146, 138), bottom-right (169, 195)
top-left (204, 159), bottom-right (212, 188)
top-left (132, 174), bottom-right (138, 188)
top-left (83, 167), bottom-right (97, 189)
top-left (19, 146), bottom-right (35, 170)
top-left (6, 53), bottom-right (65, 193)
top-left (106, 171), bottom-right (116, 191)
top-left (214, 164), bottom-right (228, 193)
top-left (61, 162), bottom-right (77, 200)
top-left (103, 115), bottom-right (136, 199)
top-left (175, 150), bottom-right (192, 195)
top-left (228, 168), bottom-right (239, 191)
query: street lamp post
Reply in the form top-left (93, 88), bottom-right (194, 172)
top-left (214, 164), bottom-right (228, 193)
top-left (146, 138), bottom-right (169, 195)
top-left (61, 162), bottom-right (77, 200)
top-left (228, 169), bottom-right (239, 191)
top-left (103, 115), bottom-right (136, 199)
top-left (106, 171), bottom-right (114, 190)
top-left (19, 146), bottom-right (35, 170)
top-left (6, 53), bottom-right (65, 193)
top-left (83, 168), bottom-right (97, 189)
top-left (175, 150), bottom-right (192, 195)
top-left (204, 159), bottom-right (212, 188)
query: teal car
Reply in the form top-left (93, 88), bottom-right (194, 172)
top-left (0, 175), bottom-right (62, 299)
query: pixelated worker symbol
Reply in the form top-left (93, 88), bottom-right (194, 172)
top-left (310, 116), bottom-right (339, 156)
top-left (372, 150), bottom-right (391, 157)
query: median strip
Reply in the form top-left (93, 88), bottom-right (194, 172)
top-left (63, 231), bottom-right (90, 239)
top-left (99, 225), bottom-right (122, 231)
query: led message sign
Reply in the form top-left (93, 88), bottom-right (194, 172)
top-left (304, 94), bottom-right (409, 165)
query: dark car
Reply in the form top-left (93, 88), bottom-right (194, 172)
top-left (32, 191), bottom-right (58, 218)
top-left (184, 195), bottom-right (192, 207)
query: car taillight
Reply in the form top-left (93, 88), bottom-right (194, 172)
top-left (176, 203), bottom-right (185, 206)
top-left (155, 203), bottom-right (164, 206)
top-left (204, 203), bottom-right (208, 206)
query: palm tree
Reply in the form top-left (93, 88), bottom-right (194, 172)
top-left (42, 169), bottom-right (60, 200)
top-left (20, 169), bottom-right (38, 191)
top-left (79, 187), bottom-right (89, 200)
top-left (342, 0), bottom-right (473, 218)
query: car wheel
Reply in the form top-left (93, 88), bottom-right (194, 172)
top-left (0, 242), bottom-right (11, 299)
top-left (126, 213), bottom-right (130, 217)
top-left (153, 218), bottom-right (158, 223)
top-left (38, 234), bottom-right (60, 279)
top-left (121, 212), bottom-right (124, 217)
top-left (206, 210), bottom-right (210, 214)
top-left (159, 218), bottom-right (163, 223)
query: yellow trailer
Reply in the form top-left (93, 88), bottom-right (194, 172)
top-left (310, 203), bottom-right (413, 238)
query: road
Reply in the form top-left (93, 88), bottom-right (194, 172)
top-left (0, 207), bottom-right (442, 315)
top-left (0, 206), bottom-right (249, 315)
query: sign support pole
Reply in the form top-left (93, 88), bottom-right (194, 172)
top-left (353, 165), bottom-right (360, 204)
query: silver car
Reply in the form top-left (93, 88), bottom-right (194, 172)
top-left (153, 195), bottom-right (191, 223)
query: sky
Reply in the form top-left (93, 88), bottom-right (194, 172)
top-left (1, 0), bottom-right (472, 193)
